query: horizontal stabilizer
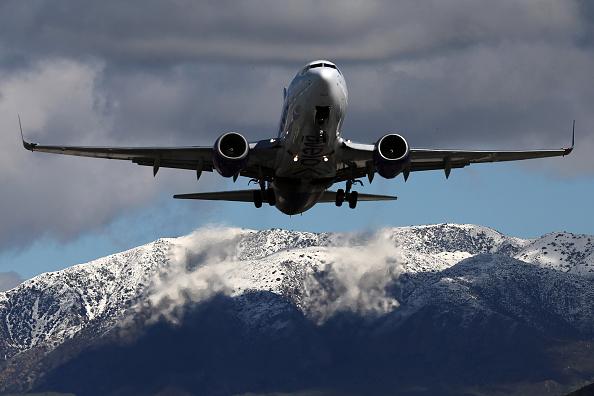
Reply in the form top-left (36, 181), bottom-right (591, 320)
top-left (174, 190), bottom-right (258, 202)
top-left (173, 190), bottom-right (397, 203)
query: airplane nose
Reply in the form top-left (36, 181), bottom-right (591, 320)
top-left (309, 68), bottom-right (334, 92)
top-left (308, 68), bottom-right (341, 101)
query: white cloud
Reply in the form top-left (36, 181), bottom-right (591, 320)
top-left (301, 230), bottom-right (403, 323)
top-left (0, 60), bottom-right (198, 249)
top-left (140, 227), bottom-right (403, 325)
top-left (142, 226), bottom-right (247, 324)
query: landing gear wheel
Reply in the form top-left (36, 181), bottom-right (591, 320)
top-left (348, 191), bottom-right (358, 209)
top-left (266, 188), bottom-right (276, 206)
top-left (253, 190), bottom-right (263, 208)
top-left (335, 189), bottom-right (345, 207)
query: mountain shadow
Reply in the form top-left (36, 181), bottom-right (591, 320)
top-left (33, 285), bottom-right (585, 396)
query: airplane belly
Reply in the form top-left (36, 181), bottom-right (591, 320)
top-left (276, 153), bottom-right (336, 179)
top-left (275, 120), bottom-right (338, 179)
top-left (272, 179), bottom-right (330, 215)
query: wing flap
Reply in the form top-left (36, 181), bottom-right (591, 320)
top-left (410, 147), bottom-right (573, 165)
top-left (21, 135), bottom-right (212, 162)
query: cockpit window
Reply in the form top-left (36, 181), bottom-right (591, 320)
top-left (301, 62), bottom-right (341, 75)
top-left (326, 64), bottom-right (341, 74)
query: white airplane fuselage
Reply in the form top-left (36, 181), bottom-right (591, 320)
top-left (272, 60), bottom-right (348, 214)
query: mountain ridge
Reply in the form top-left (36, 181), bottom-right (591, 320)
top-left (1, 223), bottom-right (593, 395)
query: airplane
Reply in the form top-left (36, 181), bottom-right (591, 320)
top-left (21, 59), bottom-right (574, 215)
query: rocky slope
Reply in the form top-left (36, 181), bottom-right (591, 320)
top-left (0, 224), bottom-right (593, 395)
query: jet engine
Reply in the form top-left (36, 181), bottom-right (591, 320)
top-left (373, 133), bottom-right (410, 179)
top-left (213, 132), bottom-right (250, 177)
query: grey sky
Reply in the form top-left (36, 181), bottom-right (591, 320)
top-left (0, 271), bottom-right (23, 291)
top-left (0, 0), bottom-right (592, 252)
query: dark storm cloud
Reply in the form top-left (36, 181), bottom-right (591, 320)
top-left (0, 0), bottom-right (592, 251)
top-left (0, 0), bottom-right (582, 66)
top-left (577, 0), bottom-right (594, 46)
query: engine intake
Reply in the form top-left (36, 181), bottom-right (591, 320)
top-left (213, 132), bottom-right (249, 177)
top-left (374, 133), bottom-right (410, 179)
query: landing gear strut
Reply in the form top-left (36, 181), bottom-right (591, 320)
top-left (336, 179), bottom-right (362, 209)
top-left (249, 178), bottom-right (275, 208)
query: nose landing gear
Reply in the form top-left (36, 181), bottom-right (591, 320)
top-left (335, 179), bottom-right (362, 209)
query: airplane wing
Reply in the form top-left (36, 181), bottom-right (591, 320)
top-left (19, 121), bottom-right (279, 179)
top-left (337, 124), bottom-right (574, 182)
top-left (174, 190), bottom-right (397, 202)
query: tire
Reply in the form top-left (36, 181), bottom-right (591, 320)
top-left (348, 191), bottom-right (358, 209)
top-left (266, 188), bottom-right (276, 206)
top-left (335, 188), bottom-right (345, 207)
top-left (253, 190), bottom-right (263, 208)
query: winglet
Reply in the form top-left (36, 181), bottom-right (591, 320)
top-left (564, 120), bottom-right (575, 156)
top-left (18, 115), bottom-right (37, 151)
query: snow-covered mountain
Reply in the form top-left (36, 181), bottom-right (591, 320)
top-left (1, 224), bottom-right (593, 396)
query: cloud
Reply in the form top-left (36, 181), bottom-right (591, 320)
top-left (140, 227), bottom-right (403, 325)
top-left (345, 43), bottom-right (594, 160)
top-left (0, 0), bottom-right (592, 253)
top-left (0, 271), bottom-right (23, 291)
top-left (140, 226), bottom-right (248, 324)
top-left (301, 230), bottom-right (403, 323)
top-left (0, 61), bottom-right (157, 246)
top-left (0, 1), bottom-right (582, 65)
top-left (0, 60), bottom-right (220, 250)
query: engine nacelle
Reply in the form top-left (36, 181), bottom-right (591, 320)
top-left (373, 133), bottom-right (410, 179)
top-left (213, 132), bottom-right (249, 178)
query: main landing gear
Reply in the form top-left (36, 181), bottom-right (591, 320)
top-left (336, 179), bottom-right (362, 209)
top-left (249, 179), bottom-right (275, 208)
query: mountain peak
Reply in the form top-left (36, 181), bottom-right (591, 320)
top-left (1, 224), bottom-right (593, 395)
